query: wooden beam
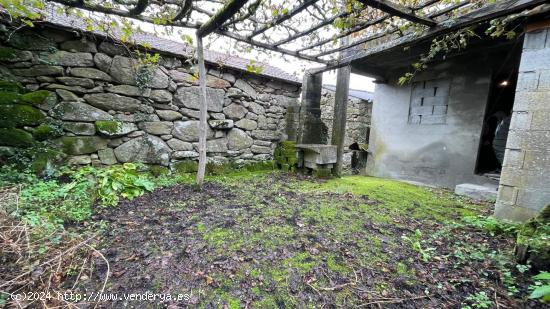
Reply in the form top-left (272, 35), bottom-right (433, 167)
top-left (215, 29), bottom-right (329, 63)
top-left (247, 0), bottom-right (318, 39)
top-left (197, 0), bottom-right (249, 37)
top-left (196, 35), bottom-right (208, 187)
top-left (295, 15), bottom-right (389, 52)
top-left (356, 0), bottom-right (437, 27)
top-left (128, 0), bottom-right (148, 16)
top-left (310, 0), bottom-right (471, 58)
top-left (173, 0), bottom-right (193, 21)
top-left (272, 10), bottom-right (351, 47)
top-left (313, 0), bottom-right (549, 73)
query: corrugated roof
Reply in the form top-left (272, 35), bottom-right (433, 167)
top-left (322, 84), bottom-right (373, 101)
top-left (36, 10), bottom-right (301, 85)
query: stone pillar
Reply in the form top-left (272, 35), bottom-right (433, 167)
top-left (330, 65), bottom-right (351, 176)
top-left (494, 21), bottom-right (550, 222)
top-left (297, 72), bottom-right (325, 144)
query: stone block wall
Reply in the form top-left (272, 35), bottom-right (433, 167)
top-left (320, 89), bottom-right (372, 167)
top-left (494, 26), bottom-right (550, 222)
top-left (0, 26), bottom-right (301, 169)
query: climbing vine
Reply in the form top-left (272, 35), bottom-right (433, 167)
top-left (134, 51), bottom-right (160, 90)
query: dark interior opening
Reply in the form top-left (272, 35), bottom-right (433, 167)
top-left (475, 49), bottom-right (522, 176)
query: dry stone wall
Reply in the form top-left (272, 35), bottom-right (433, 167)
top-left (320, 89), bottom-right (372, 167)
top-left (0, 27), bottom-right (301, 169)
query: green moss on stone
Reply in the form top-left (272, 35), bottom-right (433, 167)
top-left (21, 90), bottom-right (51, 105)
top-left (274, 141), bottom-right (297, 171)
top-left (0, 128), bottom-right (34, 147)
top-left (58, 136), bottom-right (106, 155)
top-left (0, 104), bottom-right (45, 128)
top-left (0, 81), bottom-right (24, 93)
top-left (313, 167), bottom-right (333, 179)
top-left (33, 123), bottom-right (54, 141)
top-left (0, 91), bottom-right (22, 105)
top-left (0, 47), bottom-right (18, 61)
top-left (173, 160), bottom-right (198, 174)
top-left (149, 165), bottom-right (170, 177)
top-left (95, 120), bottom-right (121, 134)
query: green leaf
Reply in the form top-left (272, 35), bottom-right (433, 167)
top-left (529, 285), bottom-right (550, 299)
top-left (534, 272), bottom-right (550, 280)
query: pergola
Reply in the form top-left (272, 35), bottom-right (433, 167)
top-left (42, 0), bottom-right (549, 184)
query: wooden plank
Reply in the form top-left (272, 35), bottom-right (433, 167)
top-left (197, 0), bottom-right (249, 37)
top-left (356, 0), bottom-right (437, 27)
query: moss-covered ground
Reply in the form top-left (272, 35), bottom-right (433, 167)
top-left (79, 171), bottom-right (540, 308)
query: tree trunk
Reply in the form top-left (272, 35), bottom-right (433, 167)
top-left (196, 35), bottom-right (208, 188)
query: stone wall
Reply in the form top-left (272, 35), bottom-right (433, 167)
top-left (320, 88), bottom-right (371, 167)
top-left (0, 26), bottom-right (301, 169)
top-left (494, 26), bottom-right (550, 222)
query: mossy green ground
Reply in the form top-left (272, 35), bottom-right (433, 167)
top-left (90, 171), bottom-right (533, 308)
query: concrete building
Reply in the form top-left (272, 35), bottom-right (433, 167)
top-left (296, 2), bottom-right (550, 222)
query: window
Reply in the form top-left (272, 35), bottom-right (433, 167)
top-left (408, 79), bottom-right (450, 125)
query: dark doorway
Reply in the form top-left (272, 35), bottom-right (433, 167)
top-left (475, 54), bottom-right (520, 175)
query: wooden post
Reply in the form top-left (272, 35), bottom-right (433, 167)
top-left (331, 31), bottom-right (351, 177)
top-left (196, 35), bottom-right (208, 187)
top-left (331, 65), bottom-right (351, 176)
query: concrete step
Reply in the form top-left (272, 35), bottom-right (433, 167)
top-left (455, 183), bottom-right (498, 201)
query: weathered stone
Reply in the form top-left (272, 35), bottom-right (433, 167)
top-left (51, 102), bottom-right (113, 121)
top-left (226, 87), bottom-right (247, 99)
top-left (56, 77), bottom-right (95, 88)
top-left (138, 121), bottom-right (173, 135)
top-left (150, 68), bottom-right (170, 89)
top-left (94, 53), bottom-right (112, 72)
top-left (45, 84), bottom-right (99, 94)
top-left (191, 75), bottom-right (231, 88)
top-left (174, 86), bottom-right (224, 112)
top-left (60, 40), bottom-right (97, 53)
top-left (204, 138), bottom-right (228, 153)
top-left (58, 136), bottom-right (107, 155)
top-left (38, 51), bottom-right (94, 67)
top-left (234, 79), bottom-right (257, 99)
top-left (36, 92), bottom-right (58, 111)
top-left (8, 31), bottom-right (56, 51)
top-left (36, 76), bottom-right (56, 83)
top-left (180, 108), bottom-right (201, 119)
top-left (68, 155), bottom-right (92, 165)
top-left (40, 28), bottom-right (74, 43)
top-left (167, 139), bottom-right (193, 151)
top-left (106, 85), bottom-right (149, 97)
top-left (0, 48), bottom-right (32, 62)
top-left (150, 89), bottom-right (172, 103)
top-left (114, 113), bottom-right (159, 123)
top-left (227, 128), bottom-right (253, 150)
top-left (248, 102), bottom-right (265, 115)
top-left (160, 57), bottom-right (182, 69)
top-left (98, 148), bottom-right (117, 165)
top-left (127, 130), bottom-right (145, 138)
top-left (84, 93), bottom-right (143, 112)
top-left (223, 103), bottom-right (248, 119)
top-left (160, 134), bottom-right (172, 140)
top-left (12, 65), bottom-right (64, 77)
top-left (208, 119), bottom-right (234, 130)
top-left (63, 122), bottom-right (96, 135)
top-left (251, 145), bottom-right (272, 154)
top-left (114, 135), bottom-right (171, 166)
top-left (98, 42), bottom-right (128, 56)
top-left (70, 67), bottom-right (112, 81)
top-left (272, 94), bottom-right (297, 107)
top-left (172, 120), bottom-right (214, 142)
top-left (210, 112), bottom-right (226, 120)
top-left (55, 89), bottom-right (80, 101)
top-left (214, 131), bottom-right (225, 138)
top-left (252, 130), bottom-right (280, 141)
top-left (235, 118), bottom-right (258, 131)
top-left (156, 110), bottom-right (182, 121)
top-left (95, 120), bottom-right (138, 137)
top-left (169, 70), bottom-right (194, 83)
top-left (172, 151), bottom-right (199, 159)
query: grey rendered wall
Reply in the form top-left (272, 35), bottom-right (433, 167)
top-left (366, 57), bottom-right (493, 188)
top-left (494, 26), bottom-right (550, 222)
